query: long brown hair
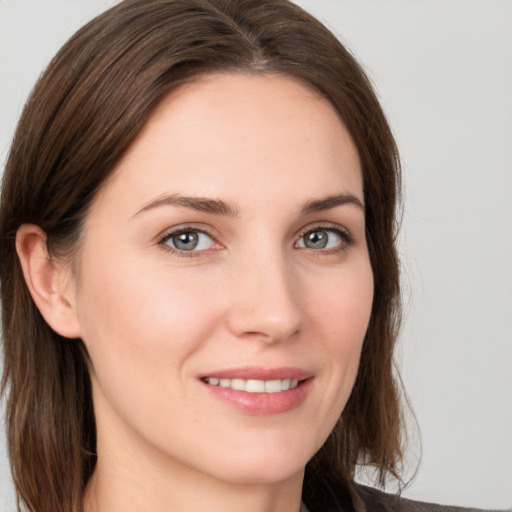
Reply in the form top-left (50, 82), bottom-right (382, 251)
top-left (0, 1), bottom-right (403, 511)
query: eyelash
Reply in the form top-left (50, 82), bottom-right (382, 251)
top-left (157, 227), bottom-right (220, 258)
top-left (157, 223), bottom-right (355, 257)
top-left (297, 224), bottom-right (355, 255)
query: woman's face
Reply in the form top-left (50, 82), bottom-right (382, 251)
top-left (70, 73), bottom-right (373, 486)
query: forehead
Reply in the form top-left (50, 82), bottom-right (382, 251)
top-left (93, 72), bottom-right (363, 217)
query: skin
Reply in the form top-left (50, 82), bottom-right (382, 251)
top-left (17, 73), bottom-right (373, 512)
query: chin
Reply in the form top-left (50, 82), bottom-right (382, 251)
top-left (194, 436), bottom-right (316, 486)
top-left (215, 458), bottom-right (306, 486)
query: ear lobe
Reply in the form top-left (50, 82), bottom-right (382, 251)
top-left (16, 224), bottom-right (81, 339)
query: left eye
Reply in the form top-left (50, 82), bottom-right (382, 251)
top-left (162, 230), bottom-right (214, 252)
top-left (296, 228), bottom-right (344, 250)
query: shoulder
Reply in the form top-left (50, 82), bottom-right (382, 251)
top-left (350, 483), bottom-right (503, 512)
top-left (301, 468), bottom-right (503, 512)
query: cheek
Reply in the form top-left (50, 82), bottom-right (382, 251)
top-left (310, 258), bottom-right (374, 345)
top-left (74, 256), bottom-right (224, 452)
top-left (310, 259), bottom-right (374, 390)
top-left (75, 251), bottom-right (219, 385)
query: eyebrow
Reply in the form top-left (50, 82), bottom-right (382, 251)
top-left (300, 193), bottom-right (364, 214)
top-left (134, 192), bottom-right (364, 218)
top-left (134, 194), bottom-right (239, 217)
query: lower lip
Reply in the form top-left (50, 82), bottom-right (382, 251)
top-left (201, 378), bottom-right (313, 415)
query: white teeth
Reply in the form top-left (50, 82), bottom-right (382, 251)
top-left (264, 380), bottom-right (282, 393)
top-left (246, 379), bottom-right (265, 393)
top-left (204, 377), bottom-right (300, 393)
top-left (231, 378), bottom-right (245, 391)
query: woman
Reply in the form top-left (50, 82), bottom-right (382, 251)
top-left (0, 1), bottom-right (495, 511)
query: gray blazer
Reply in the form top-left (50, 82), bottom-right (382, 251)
top-left (302, 478), bottom-right (508, 512)
top-left (350, 484), bottom-right (506, 512)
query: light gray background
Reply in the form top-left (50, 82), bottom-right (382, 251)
top-left (1, 0), bottom-right (511, 509)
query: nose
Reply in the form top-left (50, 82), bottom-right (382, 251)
top-left (225, 250), bottom-right (304, 344)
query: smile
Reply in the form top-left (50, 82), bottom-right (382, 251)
top-left (200, 367), bottom-right (313, 414)
top-left (203, 377), bottom-right (299, 393)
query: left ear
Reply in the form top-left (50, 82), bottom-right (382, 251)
top-left (16, 224), bottom-right (81, 339)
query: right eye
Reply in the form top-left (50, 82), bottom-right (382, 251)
top-left (160, 229), bottom-right (215, 253)
top-left (296, 228), bottom-right (343, 250)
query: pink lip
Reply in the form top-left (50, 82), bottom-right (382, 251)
top-left (200, 366), bottom-right (313, 381)
top-left (199, 366), bottom-right (314, 416)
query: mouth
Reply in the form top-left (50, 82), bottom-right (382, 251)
top-left (199, 367), bottom-right (313, 415)
top-left (201, 377), bottom-right (300, 393)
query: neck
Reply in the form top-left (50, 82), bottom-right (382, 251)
top-left (84, 459), bottom-right (304, 512)
top-left (84, 426), bottom-right (305, 512)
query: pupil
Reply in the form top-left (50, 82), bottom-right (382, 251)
top-left (306, 230), bottom-right (327, 249)
top-left (173, 231), bottom-right (198, 250)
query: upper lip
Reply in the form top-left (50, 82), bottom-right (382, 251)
top-left (199, 366), bottom-right (313, 381)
